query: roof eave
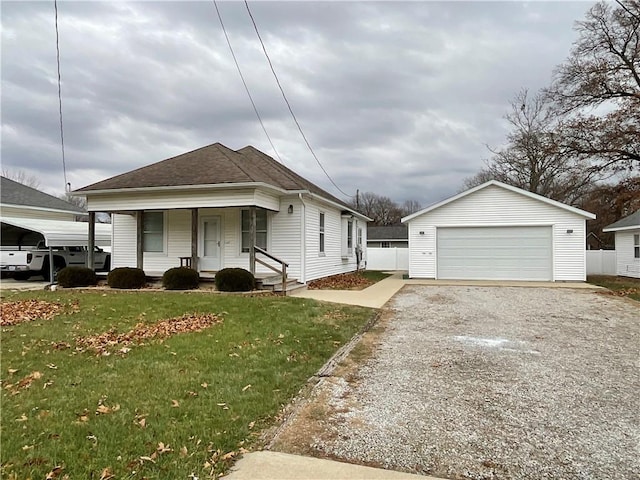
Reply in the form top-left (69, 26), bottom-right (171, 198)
top-left (72, 182), bottom-right (307, 197)
top-left (306, 193), bottom-right (372, 221)
top-left (1, 202), bottom-right (86, 216)
top-left (603, 224), bottom-right (640, 233)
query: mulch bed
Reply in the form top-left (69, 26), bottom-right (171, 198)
top-left (307, 272), bottom-right (373, 291)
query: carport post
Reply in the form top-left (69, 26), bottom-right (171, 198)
top-left (87, 212), bottom-right (95, 269)
top-left (48, 246), bottom-right (54, 284)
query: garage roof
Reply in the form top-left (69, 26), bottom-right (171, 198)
top-left (402, 180), bottom-right (596, 223)
top-left (603, 210), bottom-right (640, 232)
top-left (0, 217), bottom-right (111, 247)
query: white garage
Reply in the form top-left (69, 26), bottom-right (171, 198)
top-left (402, 181), bottom-right (595, 281)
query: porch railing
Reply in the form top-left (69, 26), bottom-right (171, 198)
top-left (254, 246), bottom-right (288, 294)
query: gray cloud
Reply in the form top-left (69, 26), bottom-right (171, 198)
top-left (1, 1), bottom-right (593, 206)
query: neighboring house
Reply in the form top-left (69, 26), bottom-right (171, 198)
top-left (74, 143), bottom-right (369, 283)
top-left (402, 180), bottom-right (595, 281)
top-left (603, 210), bottom-right (640, 279)
top-left (367, 225), bottom-right (408, 248)
top-left (1, 176), bottom-right (110, 249)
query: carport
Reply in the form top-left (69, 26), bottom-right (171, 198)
top-left (1, 216), bottom-right (111, 279)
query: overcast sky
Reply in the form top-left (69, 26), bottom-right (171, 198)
top-left (2, 0), bottom-right (594, 207)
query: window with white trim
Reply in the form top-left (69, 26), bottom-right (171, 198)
top-left (357, 227), bottom-right (363, 246)
top-left (143, 211), bottom-right (164, 252)
top-left (347, 220), bottom-right (353, 253)
top-left (634, 234), bottom-right (639, 259)
top-left (319, 212), bottom-right (325, 254)
top-left (381, 241), bottom-right (390, 248)
top-left (241, 209), bottom-right (268, 252)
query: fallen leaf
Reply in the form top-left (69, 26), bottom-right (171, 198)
top-left (201, 382), bottom-right (208, 388)
top-left (45, 465), bottom-right (64, 479)
top-left (180, 446), bottom-right (188, 457)
top-left (139, 456), bottom-right (155, 463)
top-left (96, 405), bottom-right (111, 415)
top-left (242, 384), bottom-right (252, 392)
top-left (47, 363), bottom-right (58, 369)
top-left (221, 451), bottom-right (236, 461)
top-left (22, 444), bottom-right (34, 450)
top-left (16, 414), bottom-right (28, 422)
top-left (7, 368), bottom-right (18, 375)
top-left (248, 421), bottom-right (255, 430)
top-left (157, 442), bottom-right (172, 454)
top-left (138, 417), bottom-right (146, 428)
top-left (187, 391), bottom-right (198, 397)
top-left (99, 467), bottom-right (115, 480)
top-left (172, 399), bottom-right (180, 408)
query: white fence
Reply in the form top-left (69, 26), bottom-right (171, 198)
top-left (586, 250), bottom-right (617, 275)
top-left (367, 247), bottom-right (409, 271)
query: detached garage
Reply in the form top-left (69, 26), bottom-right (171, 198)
top-left (402, 181), bottom-right (595, 281)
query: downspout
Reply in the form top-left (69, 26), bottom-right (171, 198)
top-left (298, 193), bottom-right (306, 283)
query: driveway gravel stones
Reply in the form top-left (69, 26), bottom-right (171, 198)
top-left (272, 286), bottom-right (640, 480)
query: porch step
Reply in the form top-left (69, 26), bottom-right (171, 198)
top-left (258, 275), bottom-right (305, 294)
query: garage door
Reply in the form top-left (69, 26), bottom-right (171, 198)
top-left (437, 226), bottom-right (552, 281)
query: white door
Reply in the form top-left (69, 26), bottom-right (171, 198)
top-left (437, 226), bottom-right (552, 281)
top-left (199, 216), bottom-right (221, 271)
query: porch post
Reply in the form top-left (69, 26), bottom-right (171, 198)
top-left (249, 206), bottom-right (256, 275)
top-left (191, 208), bottom-right (198, 271)
top-left (87, 211), bottom-right (96, 269)
top-left (136, 211), bottom-right (144, 270)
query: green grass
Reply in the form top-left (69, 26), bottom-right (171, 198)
top-left (360, 270), bottom-right (391, 282)
top-left (587, 275), bottom-right (640, 301)
top-left (0, 290), bottom-right (373, 479)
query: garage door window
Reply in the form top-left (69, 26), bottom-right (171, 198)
top-left (634, 234), bottom-right (639, 258)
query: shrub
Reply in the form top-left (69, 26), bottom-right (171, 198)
top-left (57, 266), bottom-right (98, 288)
top-left (107, 267), bottom-right (147, 289)
top-left (214, 268), bottom-right (255, 292)
top-left (162, 267), bottom-right (200, 290)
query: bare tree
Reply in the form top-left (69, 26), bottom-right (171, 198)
top-left (462, 89), bottom-right (604, 205)
top-left (2, 169), bottom-right (42, 189)
top-left (546, 0), bottom-right (640, 171)
top-left (400, 200), bottom-right (422, 217)
top-left (350, 192), bottom-right (402, 225)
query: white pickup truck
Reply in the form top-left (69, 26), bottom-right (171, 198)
top-left (1, 245), bottom-right (110, 281)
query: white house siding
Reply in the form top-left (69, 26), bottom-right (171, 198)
top-left (269, 197), bottom-right (302, 281)
top-left (614, 230), bottom-right (640, 278)
top-left (304, 198), bottom-right (363, 282)
top-left (111, 214), bottom-right (137, 269)
top-left (86, 188), bottom-right (280, 212)
top-left (407, 184), bottom-right (588, 281)
top-left (1, 206), bottom-right (77, 221)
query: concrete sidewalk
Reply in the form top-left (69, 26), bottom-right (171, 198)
top-left (223, 451), bottom-right (436, 480)
top-left (290, 271), bottom-right (405, 308)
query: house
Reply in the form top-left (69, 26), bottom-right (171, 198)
top-left (603, 210), bottom-right (640, 279)
top-left (402, 180), bottom-right (595, 281)
top-left (74, 143), bottom-right (369, 285)
top-left (367, 225), bottom-right (408, 248)
top-left (1, 176), bottom-right (111, 249)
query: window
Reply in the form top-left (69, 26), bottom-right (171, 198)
top-left (634, 234), bottom-right (639, 259)
top-left (143, 211), bottom-right (164, 252)
top-left (347, 220), bottom-right (353, 253)
top-left (381, 241), bottom-right (390, 248)
top-left (357, 227), bottom-right (363, 246)
top-left (319, 212), bottom-right (325, 254)
top-left (241, 209), bottom-right (268, 252)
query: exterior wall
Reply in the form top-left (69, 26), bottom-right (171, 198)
top-left (86, 188), bottom-right (280, 212)
top-left (304, 198), bottom-right (365, 282)
top-left (614, 230), bottom-right (640, 278)
top-left (407, 184), bottom-right (588, 281)
top-left (1, 205), bottom-right (77, 221)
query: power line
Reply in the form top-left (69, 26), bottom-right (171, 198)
top-left (212, 0), bottom-right (285, 165)
top-left (243, 0), bottom-right (354, 199)
top-left (54, 0), bottom-right (68, 191)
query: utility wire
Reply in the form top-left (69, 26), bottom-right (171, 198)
top-left (54, 0), bottom-right (68, 191)
top-left (213, 0), bottom-right (285, 165)
top-left (243, 0), bottom-right (353, 199)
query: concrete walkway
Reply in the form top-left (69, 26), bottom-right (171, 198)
top-left (0, 278), bottom-right (48, 292)
top-left (290, 271), bottom-right (406, 308)
top-left (223, 451), bottom-right (436, 480)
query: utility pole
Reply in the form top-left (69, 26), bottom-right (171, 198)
top-left (356, 189), bottom-right (360, 210)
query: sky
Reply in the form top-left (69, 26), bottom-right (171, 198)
top-left (1, 0), bottom-right (595, 207)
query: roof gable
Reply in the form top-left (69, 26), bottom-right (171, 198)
top-left (1, 176), bottom-right (85, 214)
top-left (402, 180), bottom-right (595, 223)
top-left (603, 210), bottom-right (640, 232)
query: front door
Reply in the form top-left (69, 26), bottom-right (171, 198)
top-left (199, 216), bottom-right (221, 271)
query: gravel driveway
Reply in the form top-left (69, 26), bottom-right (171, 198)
top-left (271, 286), bottom-right (640, 480)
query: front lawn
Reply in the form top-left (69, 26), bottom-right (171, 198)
top-left (0, 290), bottom-right (373, 479)
top-left (588, 275), bottom-right (640, 301)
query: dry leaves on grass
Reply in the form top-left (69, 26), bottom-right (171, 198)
top-left (75, 313), bottom-right (223, 355)
top-left (0, 300), bottom-right (79, 326)
top-left (307, 272), bottom-right (372, 290)
top-left (600, 288), bottom-right (639, 297)
top-left (3, 371), bottom-right (43, 395)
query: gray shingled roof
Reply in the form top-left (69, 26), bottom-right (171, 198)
top-left (76, 143), bottom-right (355, 211)
top-left (368, 225), bottom-right (408, 240)
top-left (1, 176), bottom-right (85, 214)
top-left (603, 210), bottom-right (640, 231)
